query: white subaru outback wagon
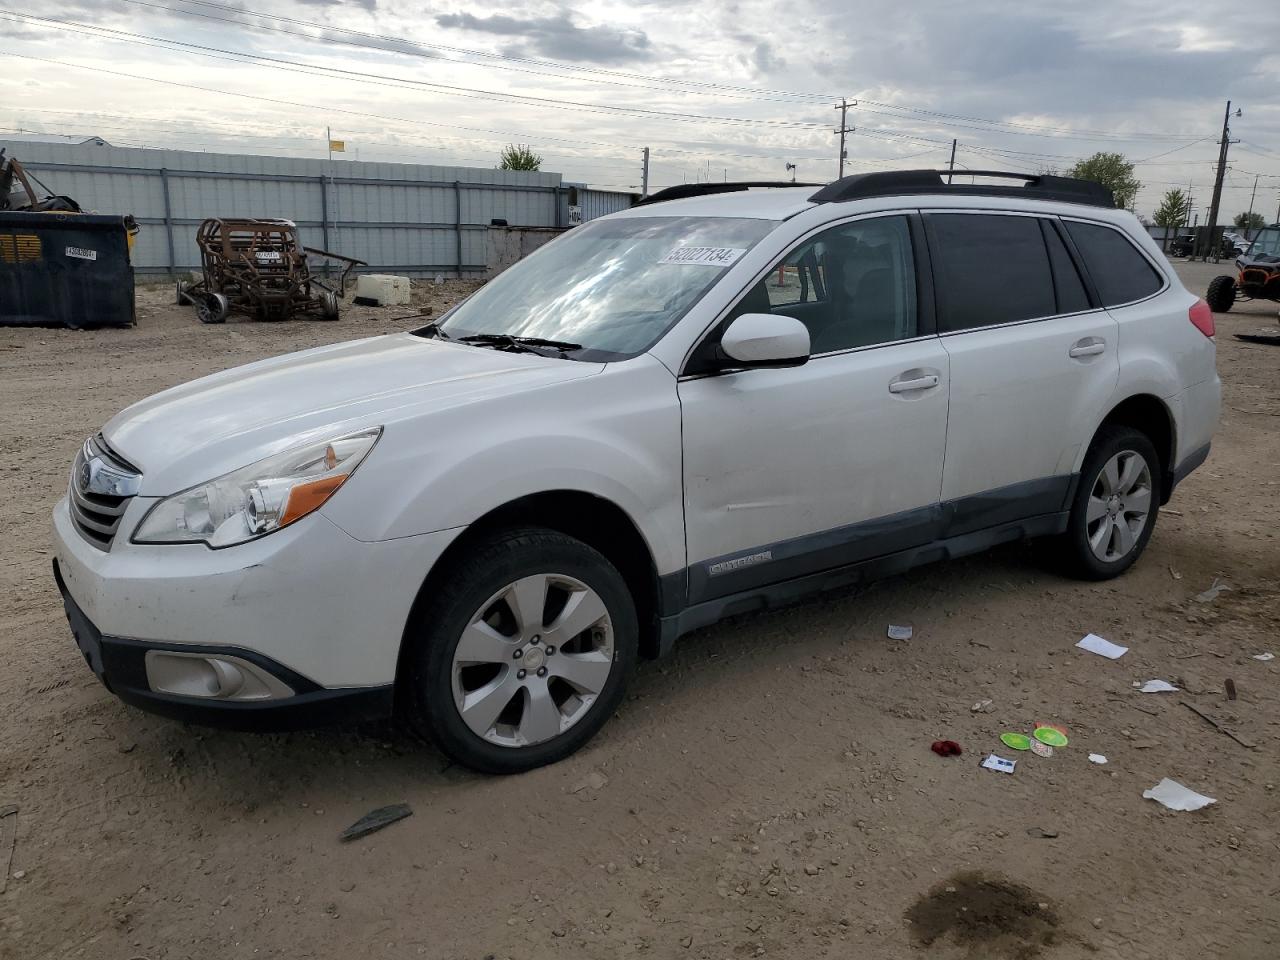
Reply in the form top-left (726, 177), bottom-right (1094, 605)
top-left (53, 170), bottom-right (1220, 773)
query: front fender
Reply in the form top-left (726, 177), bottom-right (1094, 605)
top-left (321, 355), bottom-right (685, 576)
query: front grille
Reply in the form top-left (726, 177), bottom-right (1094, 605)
top-left (68, 435), bottom-right (141, 551)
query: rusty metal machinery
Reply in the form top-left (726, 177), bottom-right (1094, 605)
top-left (177, 218), bottom-right (366, 323)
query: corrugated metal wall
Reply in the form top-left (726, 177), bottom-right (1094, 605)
top-left (5, 141), bottom-right (629, 276)
top-left (577, 187), bottom-right (636, 222)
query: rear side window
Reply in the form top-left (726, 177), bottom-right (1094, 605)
top-left (1063, 221), bottom-right (1163, 306)
top-left (1042, 221), bottom-right (1091, 314)
top-left (929, 214), bottom-right (1055, 332)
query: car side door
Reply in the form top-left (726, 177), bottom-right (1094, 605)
top-left (927, 211), bottom-right (1120, 530)
top-left (677, 213), bottom-right (951, 607)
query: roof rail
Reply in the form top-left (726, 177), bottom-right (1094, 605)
top-left (808, 170), bottom-right (1115, 208)
top-left (633, 181), bottom-right (818, 207)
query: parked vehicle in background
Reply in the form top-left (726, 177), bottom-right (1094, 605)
top-left (1167, 232), bottom-right (1196, 257)
top-left (1206, 224), bottom-right (1280, 314)
top-left (53, 170), bottom-right (1219, 774)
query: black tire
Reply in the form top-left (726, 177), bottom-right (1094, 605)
top-left (197, 292), bottom-right (229, 325)
top-left (1206, 275), bottom-right (1235, 313)
top-left (175, 279), bottom-right (189, 306)
top-left (403, 528), bottom-right (638, 774)
top-left (317, 290), bottom-right (340, 321)
top-left (1056, 425), bottom-right (1161, 581)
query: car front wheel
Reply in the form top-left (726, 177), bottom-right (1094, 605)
top-left (404, 528), bottom-right (637, 774)
top-left (1058, 425), bottom-right (1161, 580)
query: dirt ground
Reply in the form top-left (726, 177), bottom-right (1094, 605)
top-left (1, 263), bottom-right (1277, 960)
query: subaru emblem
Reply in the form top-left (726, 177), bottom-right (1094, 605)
top-left (78, 459), bottom-right (93, 493)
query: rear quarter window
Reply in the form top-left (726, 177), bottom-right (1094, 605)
top-left (1063, 221), bottom-right (1164, 306)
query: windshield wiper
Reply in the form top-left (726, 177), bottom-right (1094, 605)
top-left (456, 333), bottom-right (583, 355)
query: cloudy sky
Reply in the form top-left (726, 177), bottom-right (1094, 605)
top-left (3, 0), bottom-right (1279, 220)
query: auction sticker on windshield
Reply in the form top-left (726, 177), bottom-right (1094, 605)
top-left (659, 246), bottom-right (746, 267)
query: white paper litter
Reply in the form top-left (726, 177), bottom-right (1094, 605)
top-left (1142, 778), bottom-right (1216, 812)
top-left (1253, 653), bottom-right (1275, 662)
top-left (1134, 679), bottom-right (1179, 693)
top-left (887, 624), bottom-right (913, 641)
top-left (1088, 754), bottom-right (1108, 765)
top-left (981, 754), bottom-right (1016, 774)
top-left (1076, 633), bottom-right (1128, 659)
top-left (1193, 578), bottom-right (1231, 603)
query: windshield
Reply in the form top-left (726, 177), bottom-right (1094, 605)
top-left (435, 215), bottom-right (778, 361)
top-left (1247, 227), bottom-right (1280, 257)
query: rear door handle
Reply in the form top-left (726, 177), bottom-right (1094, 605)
top-left (888, 374), bottom-right (940, 394)
top-left (1069, 338), bottom-right (1106, 358)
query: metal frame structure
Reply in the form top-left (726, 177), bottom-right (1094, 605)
top-left (178, 218), bottom-right (365, 323)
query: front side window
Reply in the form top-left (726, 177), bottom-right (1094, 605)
top-left (434, 216), bottom-right (777, 361)
top-left (1247, 227), bottom-right (1280, 257)
top-left (929, 213), bottom-right (1055, 332)
top-left (1063, 220), bottom-right (1163, 306)
top-left (725, 215), bottom-right (918, 356)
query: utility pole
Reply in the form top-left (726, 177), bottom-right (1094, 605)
top-left (947, 139), bottom-right (957, 184)
top-left (1201, 99), bottom-right (1240, 261)
top-left (834, 99), bottom-right (853, 179)
top-left (1246, 173), bottom-right (1259, 237)
top-left (640, 147), bottom-right (650, 198)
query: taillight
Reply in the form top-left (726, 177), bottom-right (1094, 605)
top-left (1189, 298), bottom-right (1215, 338)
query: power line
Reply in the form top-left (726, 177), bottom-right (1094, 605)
top-left (129, 0), bottom-right (1224, 147)
top-left (2, 12), bottom-right (830, 130)
top-left (118, 0), bottom-right (840, 105)
top-left (852, 98), bottom-right (1212, 142)
top-left (0, 50), bottom-right (828, 169)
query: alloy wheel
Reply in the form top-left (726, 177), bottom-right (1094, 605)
top-left (450, 573), bottom-right (614, 748)
top-left (1086, 450), bottom-right (1153, 563)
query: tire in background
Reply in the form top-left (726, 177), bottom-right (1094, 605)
top-left (1206, 275), bottom-right (1235, 313)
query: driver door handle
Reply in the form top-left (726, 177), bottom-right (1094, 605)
top-left (888, 374), bottom-right (940, 394)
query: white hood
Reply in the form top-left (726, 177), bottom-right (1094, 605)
top-left (104, 333), bottom-right (602, 494)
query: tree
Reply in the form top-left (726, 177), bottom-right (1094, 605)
top-left (498, 144), bottom-right (543, 171)
top-left (1068, 152), bottom-right (1141, 210)
top-left (1233, 211), bottom-right (1266, 233)
top-left (1153, 188), bottom-right (1188, 228)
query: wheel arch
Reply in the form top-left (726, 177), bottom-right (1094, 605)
top-left (395, 489), bottom-right (666, 701)
top-left (1093, 394), bottom-right (1176, 503)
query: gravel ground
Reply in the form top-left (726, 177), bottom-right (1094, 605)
top-left (1, 263), bottom-right (1277, 960)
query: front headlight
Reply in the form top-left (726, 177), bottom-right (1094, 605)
top-left (133, 428), bottom-right (381, 547)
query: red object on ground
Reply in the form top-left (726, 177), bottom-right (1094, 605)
top-left (931, 740), bottom-right (962, 757)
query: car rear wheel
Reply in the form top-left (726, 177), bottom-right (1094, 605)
top-left (1206, 275), bottom-right (1235, 313)
top-left (404, 528), bottom-right (637, 774)
top-left (1057, 425), bottom-right (1160, 580)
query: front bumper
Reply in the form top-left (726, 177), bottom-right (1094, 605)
top-left (55, 559), bottom-right (393, 731)
top-left (53, 496), bottom-right (461, 688)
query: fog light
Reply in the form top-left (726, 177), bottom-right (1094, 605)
top-left (144, 651), bottom-right (294, 701)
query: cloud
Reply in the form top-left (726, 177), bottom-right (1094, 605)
top-left (295, 0), bottom-right (377, 9)
top-left (435, 10), bottom-right (653, 64)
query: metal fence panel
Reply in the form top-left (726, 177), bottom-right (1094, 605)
top-left (3, 140), bottom-right (600, 276)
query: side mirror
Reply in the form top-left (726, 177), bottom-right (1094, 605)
top-left (719, 313), bottom-right (810, 368)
